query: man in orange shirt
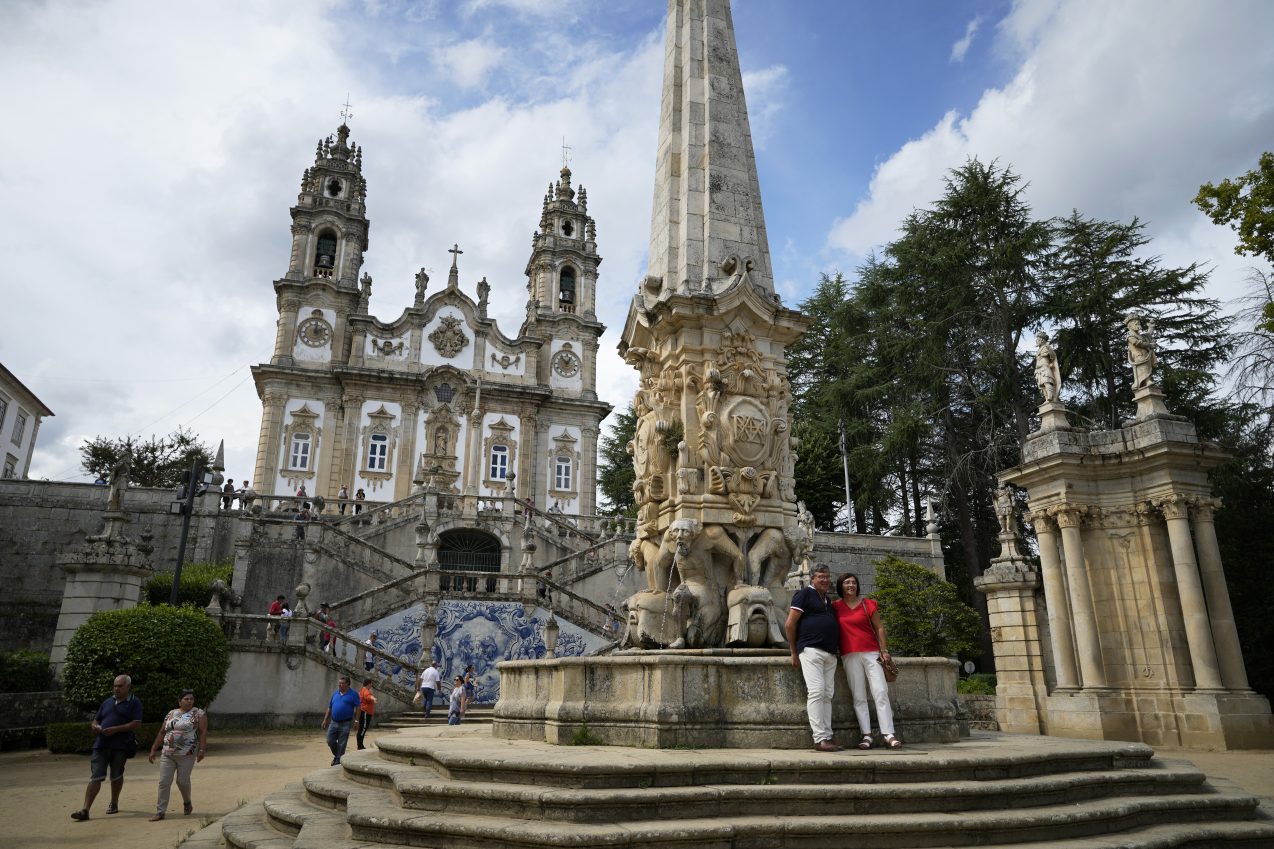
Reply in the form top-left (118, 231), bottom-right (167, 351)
top-left (355, 678), bottom-right (377, 750)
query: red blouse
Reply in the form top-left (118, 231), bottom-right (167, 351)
top-left (832, 597), bottom-right (880, 654)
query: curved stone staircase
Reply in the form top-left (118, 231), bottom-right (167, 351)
top-left (182, 726), bottom-right (1274, 849)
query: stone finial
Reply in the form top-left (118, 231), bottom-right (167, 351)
top-left (447, 244), bottom-right (463, 289)
top-left (210, 440), bottom-right (225, 487)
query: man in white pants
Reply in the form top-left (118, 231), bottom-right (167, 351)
top-left (784, 565), bottom-right (842, 752)
top-left (418, 661), bottom-right (442, 718)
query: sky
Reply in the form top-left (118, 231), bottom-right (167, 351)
top-left (3, 0), bottom-right (1272, 488)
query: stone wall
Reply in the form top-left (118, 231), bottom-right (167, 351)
top-left (0, 480), bottom-right (239, 653)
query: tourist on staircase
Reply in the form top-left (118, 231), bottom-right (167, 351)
top-left (832, 573), bottom-right (901, 749)
top-left (418, 660), bottom-right (441, 718)
top-left (447, 676), bottom-right (465, 725)
top-left (355, 678), bottom-right (376, 750)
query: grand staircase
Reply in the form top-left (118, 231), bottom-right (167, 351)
top-left (181, 726), bottom-right (1273, 849)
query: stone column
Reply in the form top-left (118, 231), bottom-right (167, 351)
top-left (273, 296), bottom-right (300, 365)
top-left (519, 410), bottom-right (538, 501)
top-left (396, 399), bottom-right (420, 500)
top-left (1157, 496), bottom-right (1225, 690)
top-left (288, 223), bottom-right (309, 276)
top-left (333, 393), bottom-right (363, 499)
top-left (1028, 510), bottom-right (1079, 690)
top-left (254, 389), bottom-right (287, 494)
top-left (580, 424), bottom-right (599, 515)
top-left (1053, 505), bottom-right (1106, 688)
top-left (1190, 498), bottom-right (1249, 691)
top-left (974, 563), bottom-right (1046, 734)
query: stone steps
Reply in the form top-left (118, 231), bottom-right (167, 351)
top-left (201, 729), bottom-right (1274, 849)
top-left (376, 706), bottom-right (494, 730)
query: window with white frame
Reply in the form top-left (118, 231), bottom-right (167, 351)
top-left (289, 433), bottom-right (311, 469)
top-left (11, 411), bottom-right (26, 445)
top-left (367, 433), bottom-right (389, 471)
top-left (489, 444), bottom-right (509, 480)
top-left (0, 396), bottom-right (7, 431)
top-left (554, 456), bottom-right (572, 491)
top-left (2, 454), bottom-right (16, 479)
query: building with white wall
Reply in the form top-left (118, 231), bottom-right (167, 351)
top-left (0, 363), bottom-right (54, 479)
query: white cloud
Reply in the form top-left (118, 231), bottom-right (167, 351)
top-left (436, 37), bottom-right (507, 89)
top-left (741, 65), bottom-right (789, 149)
top-left (950, 16), bottom-right (981, 63)
top-left (828, 0), bottom-right (1274, 307)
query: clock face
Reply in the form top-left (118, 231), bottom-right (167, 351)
top-left (551, 349), bottom-right (581, 378)
top-left (297, 316), bottom-right (333, 348)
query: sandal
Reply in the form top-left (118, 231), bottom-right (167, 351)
top-left (857, 735), bottom-right (873, 750)
top-left (884, 734), bottom-right (903, 749)
top-left (149, 814), bottom-right (165, 822)
top-left (105, 802), bottom-right (119, 815)
top-left (70, 809), bottom-right (89, 821)
top-left (184, 801), bottom-right (193, 815)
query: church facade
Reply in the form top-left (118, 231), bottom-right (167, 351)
top-left (250, 123), bottom-right (610, 515)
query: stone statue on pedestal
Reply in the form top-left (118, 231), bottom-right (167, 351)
top-left (1125, 314), bottom-right (1156, 389)
top-left (1034, 332), bottom-right (1062, 404)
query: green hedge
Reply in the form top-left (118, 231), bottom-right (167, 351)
top-left (0, 649), bottom-right (53, 693)
top-left (62, 604), bottom-right (229, 722)
top-left (47, 720), bottom-right (162, 754)
top-left (957, 673), bottom-right (998, 695)
top-left (145, 560), bottom-right (233, 607)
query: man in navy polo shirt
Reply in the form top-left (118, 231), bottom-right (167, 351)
top-left (70, 674), bottom-right (143, 821)
top-left (320, 675), bottom-right (361, 766)
top-left (785, 564), bottom-right (843, 752)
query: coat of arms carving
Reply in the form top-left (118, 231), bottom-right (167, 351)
top-left (428, 315), bottom-right (468, 358)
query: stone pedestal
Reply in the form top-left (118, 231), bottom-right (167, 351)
top-left (50, 513), bottom-right (154, 678)
top-left (974, 559), bottom-right (1048, 735)
top-left (493, 651), bottom-right (959, 748)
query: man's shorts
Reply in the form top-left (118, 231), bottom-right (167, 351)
top-left (89, 747), bottom-right (128, 782)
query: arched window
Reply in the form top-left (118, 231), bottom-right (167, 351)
top-left (289, 433), bottom-right (311, 470)
top-left (367, 433), bottom-right (388, 471)
top-left (558, 266), bottom-right (576, 312)
top-left (438, 529), bottom-right (501, 593)
top-left (554, 456), bottom-right (572, 491)
top-left (314, 230), bottom-right (338, 276)
top-left (489, 444), bottom-right (508, 480)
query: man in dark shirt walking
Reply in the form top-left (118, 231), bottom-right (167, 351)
top-left (70, 674), bottom-right (143, 820)
top-left (785, 564), bottom-right (843, 752)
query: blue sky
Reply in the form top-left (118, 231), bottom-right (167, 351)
top-left (3, 0), bottom-right (1271, 487)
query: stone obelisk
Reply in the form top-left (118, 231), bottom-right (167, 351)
top-left (619, 0), bottom-right (809, 649)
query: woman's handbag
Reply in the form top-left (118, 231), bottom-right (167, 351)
top-left (879, 654), bottom-right (899, 683)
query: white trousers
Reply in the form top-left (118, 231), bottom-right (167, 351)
top-left (798, 646), bottom-right (839, 744)
top-left (841, 651), bottom-right (895, 736)
top-left (155, 753), bottom-right (196, 814)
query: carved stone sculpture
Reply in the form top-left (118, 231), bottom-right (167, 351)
top-left (1125, 314), bottom-right (1156, 389)
top-left (105, 459), bottom-right (130, 513)
top-left (1034, 332), bottom-right (1062, 404)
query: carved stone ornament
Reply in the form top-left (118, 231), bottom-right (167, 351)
top-left (428, 315), bottom-right (469, 358)
top-left (297, 310), bottom-right (332, 348)
top-left (369, 337), bottom-right (405, 357)
top-left (551, 344), bottom-right (582, 378)
top-left (490, 352), bottom-right (522, 370)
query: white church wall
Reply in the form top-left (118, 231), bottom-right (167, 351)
top-left (353, 399), bottom-right (403, 498)
top-left (274, 398), bottom-right (326, 495)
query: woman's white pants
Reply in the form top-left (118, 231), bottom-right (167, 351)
top-left (841, 651), bottom-right (895, 736)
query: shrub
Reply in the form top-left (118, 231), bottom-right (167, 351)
top-left (62, 604), bottom-right (230, 722)
top-left (871, 556), bottom-right (983, 658)
top-left (0, 649), bottom-right (54, 692)
top-left (46, 720), bottom-right (162, 754)
top-left (957, 673), bottom-right (998, 695)
top-left (145, 560), bottom-right (233, 607)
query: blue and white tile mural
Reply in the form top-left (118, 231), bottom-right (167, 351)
top-left (348, 601), bottom-right (606, 704)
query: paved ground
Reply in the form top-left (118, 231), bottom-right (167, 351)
top-left (4, 727), bottom-right (1272, 849)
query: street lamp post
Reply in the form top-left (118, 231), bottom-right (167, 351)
top-left (169, 457), bottom-right (210, 605)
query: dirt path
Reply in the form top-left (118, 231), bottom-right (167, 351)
top-left (5, 730), bottom-right (1272, 849)
top-left (4, 728), bottom-right (338, 849)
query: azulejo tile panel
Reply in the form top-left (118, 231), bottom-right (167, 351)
top-left (350, 601), bottom-right (605, 703)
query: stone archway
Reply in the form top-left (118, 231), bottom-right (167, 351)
top-left (437, 528), bottom-right (502, 593)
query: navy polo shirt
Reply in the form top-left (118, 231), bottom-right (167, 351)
top-left (790, 586), bottom-right (840, 655)
top-left (93, 694), bottom-right (143, 751)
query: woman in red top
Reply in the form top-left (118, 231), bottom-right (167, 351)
top-left (832, 573), bottom-right (901, 749)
